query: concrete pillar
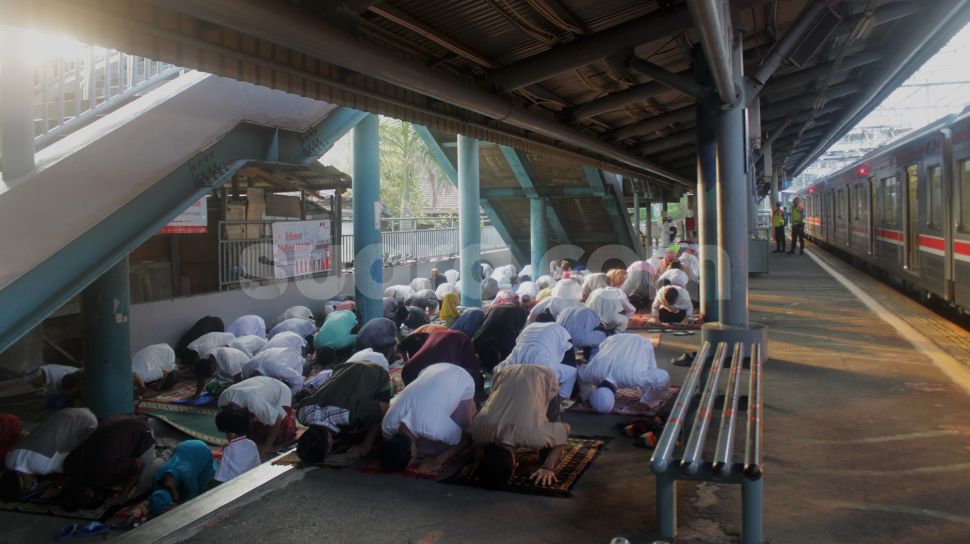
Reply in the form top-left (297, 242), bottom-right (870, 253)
top-left (458, 134), bottom-right (481, 308)
top-left (696, 102), bottom-right (720, 322)
top-left (766, 145), bottom-right (778, 207)
top-left (352, 114), bottom-right (383, 323)
top-left (82, 258), bottom-right (133, 419)
top-left (530, 198), bottom-right (547, 280)
top-left (1, 26), bottom-right (36, 181)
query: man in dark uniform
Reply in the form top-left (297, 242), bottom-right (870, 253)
top-left (788, 196), bottom-right (806, 255)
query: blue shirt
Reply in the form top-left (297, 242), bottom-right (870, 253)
top-left (154, 439), bottom-right (215, 501)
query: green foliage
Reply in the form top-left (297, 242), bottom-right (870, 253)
top-left (378, 118), bottom-right (447, 218)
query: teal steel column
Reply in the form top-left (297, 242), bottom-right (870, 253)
top-left (645, 202), bottom-right (653, 255)
top-left (458, 134), bottom-right (481, 308)
top-left (81, 257), bottom-right (132, 419)
top-left (0, 26), bottom-right (36, 181)
top-left (352, 114), bottom-right (383, 322)
top-left (530, 198), bottom-right (547, 279)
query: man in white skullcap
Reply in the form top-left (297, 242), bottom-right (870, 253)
top-left (578, 334), bottom-right (670, 413)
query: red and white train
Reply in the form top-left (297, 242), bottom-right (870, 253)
top-left (796, 108), bottom-right (970, 313)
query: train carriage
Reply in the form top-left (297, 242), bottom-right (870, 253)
top-left (798, 109), bottom-right (970, 314)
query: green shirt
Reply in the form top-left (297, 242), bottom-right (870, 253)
top-left (313, 310), bottom-right (358, 351)
top-left (301, 361), bottom-right (390, 428)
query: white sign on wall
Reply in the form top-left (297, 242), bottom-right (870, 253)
top-left (160, 197), bottom-right (207, 234)
top-left (271, 220), bottom-right (332, 279)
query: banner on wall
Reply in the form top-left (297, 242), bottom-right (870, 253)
top-left (271, 220), bottom-right (332, 279)
top-left (160, 197), bottom-right (207, 234)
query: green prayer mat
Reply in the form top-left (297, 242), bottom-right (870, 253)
top-left (137, 406), bottom-right (226, 446)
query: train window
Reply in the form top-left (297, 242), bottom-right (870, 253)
top-left (961, 159), bottom-right (970, 231)
top-left (881, 176), bottom-right (898, 226)
top-left (854, 184), bottom-right (864, 221)
top-left (836, 189), bottom-right (844, 219)
top-left (928, 165), bottom-right (942, 231)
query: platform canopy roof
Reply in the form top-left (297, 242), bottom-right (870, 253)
top-left (9, 0), bottom-right (970, 198)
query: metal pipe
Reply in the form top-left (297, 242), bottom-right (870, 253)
top-left (744, 342), bottom-right (764, 480)
top-left (687, 0), bottom-right (737, 105)
top-left (747, 1), bottom-right (827, 97)
top-left (650, 342), bottom-right (712, 474)
top-left (570, 80), bottom-right (677, 120)
top-left (713, 342), bottom-right (745, 477)
top-left (458, 134), bottom-right (482, 308)
top-left (148, 0), bottom-right (688, 187)
top-left (637, 129), bottom-right (697, 156)
top-left (680, 342), bottom-right (729, 475)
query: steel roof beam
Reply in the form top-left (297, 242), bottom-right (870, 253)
top-left (628, 57), bottom-right (710, 100)
top-left (612, 105), bottom-right (696, 140)
top-left (745, 1), bottom-right (827, 101)
top-left (795, 0), bottom-right (970, 174)
top-left (488, 0), bottom-right (771, 92)
top-left (764, 52), bottom-right (883, 94)
top-left (498, 145), bottom-right (571, 244)
top-left (637, 129), bottom-right (697, 156)
top-left (367, 3), bottom-right (497, 69)
top-left (148, 0), bottom-right (689, 187)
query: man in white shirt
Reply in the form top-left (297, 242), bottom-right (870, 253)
top-left (132, 344), bottom-right (179, 393)
top-left (495, 322), bottom-right (577, 398)
top-left (28, 364), bottom-right (80, 393)
top-left (262, 331), bottom-right (308, 354)
top-left (586, 287), bottom-right (636, 333)
top-left (652, 285), bottom-right (693, 323)
top-left (268, 318), bottom-right (317, 342)
top-left (379, 363), bottom-right (476, 473)
top-left (229, 335), bottom-right (267, 357)
top-left (241, 348), bottom-right (306, 395)
top-left (185, 332), bottom-right (236, 365)
top-left (226, 315), bottom-right (267, 339)
top-left (1, 408), bottom-right (98, 501)
top-left (218, 377), bottom-right (293, 453)
top-left (578, 334), bottom-right (671, 413)
top-left (195, 347), bottom-right (251, 396)
top-left (657, 262), bottom-right (690, 289)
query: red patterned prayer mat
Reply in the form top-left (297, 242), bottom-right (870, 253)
top-left (569, 385), bottom-right (681, 416)
top-left (627, 313), bottom-right (704, 331)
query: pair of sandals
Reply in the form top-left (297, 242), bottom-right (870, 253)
top-left (57, 521), bottom-right (110, 539)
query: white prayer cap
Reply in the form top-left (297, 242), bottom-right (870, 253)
top-left (347, 348), bottom-right (389, 371)
top-left (590, 385), bottom-right (616, 414)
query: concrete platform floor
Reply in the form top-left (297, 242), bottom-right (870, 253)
top-left (13, 242), bottom-right (970, 543)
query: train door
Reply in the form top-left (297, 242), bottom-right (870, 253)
top-left (869, 176), bottom-right (877, 256)
top-left (905, 164), bottom-right (920, 271)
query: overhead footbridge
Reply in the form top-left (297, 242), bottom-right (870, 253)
top-left (0, 71), bottom-right (367, 354)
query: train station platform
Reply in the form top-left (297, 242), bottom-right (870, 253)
top-left (63, 245), bottom-right (966, 544)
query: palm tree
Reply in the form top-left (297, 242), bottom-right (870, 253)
top-left (379, 118), bottom-right (447, 223)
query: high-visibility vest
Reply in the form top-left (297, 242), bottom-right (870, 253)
top-left (791, 205), bottom-right (805, 225)
top-left (772, 209), bottom-right (785, 227)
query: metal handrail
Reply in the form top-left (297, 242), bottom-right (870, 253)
top-left (650, 341), bottom-right (713, 474)
top-left (29, 46), bottom-right (183, 150)
top-left (712, 342), bottom-right (745, 477)
top-left (744, 342), bottom-right (764, 480)
top-left (680, 342), bottom-right (729, 475)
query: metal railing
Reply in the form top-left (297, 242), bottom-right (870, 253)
top-left (339, 224), bottom-right (506, 266)
top-left (220, 220), bottom-right (507, 290)
top-left (30, 46), bottom-right (183, 150)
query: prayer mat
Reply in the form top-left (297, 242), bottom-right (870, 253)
top-left (144, 382), bottom-right (216, 406)
top-left (356, 450), bottom-right (471, 481)
top-left (272, 449), bottom-right (355, 468)
top-left (627, 313), bottom-right (704, 331)
top-left (137, 406), bottom-right (227, 446)
top-left (569, 386), bottom-right (681, 416)
top-left (440, 436), bottom-right (610, 498)
top-left (0, 480), bottom-right (110, 521)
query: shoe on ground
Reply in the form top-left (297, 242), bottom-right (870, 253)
top-left (671, 352), bottom-right (695, 367)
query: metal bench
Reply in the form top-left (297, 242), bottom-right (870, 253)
top-left (649, 341), bottom-right (765, 544)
